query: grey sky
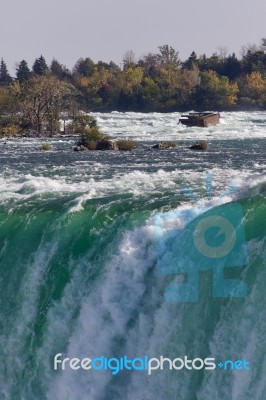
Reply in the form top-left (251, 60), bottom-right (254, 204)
top-left (1, 0), bottom-right (266, 74)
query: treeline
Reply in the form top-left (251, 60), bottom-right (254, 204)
top-left (0, 42), bottom-right (266, 135)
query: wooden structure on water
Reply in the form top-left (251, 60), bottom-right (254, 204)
top-left (179, 112), bottom-right (220, 127)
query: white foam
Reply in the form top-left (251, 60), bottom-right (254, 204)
top-left (0, 167), bottom-right (264, 214)
top-left (44, 225), bottom-right (159, 399)
top-left (93, 111), bottom-right (266, 141)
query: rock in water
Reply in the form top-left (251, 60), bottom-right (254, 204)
top-left (189, 141), bottom-right (208, 150)
top-left (96, 139), bottom-right (119, 150)
top-left (152, 142), bottom-right (176, 149)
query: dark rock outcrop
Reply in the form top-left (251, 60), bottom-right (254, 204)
top-left (189, 141), bottom-right (208, 150)
top-left (152, 142), bottom-right (176, 149)
top-left (96, 139), bottom-right (118, 150)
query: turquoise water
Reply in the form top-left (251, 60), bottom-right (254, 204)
top-left (0, 111), bottom-right (265, 399)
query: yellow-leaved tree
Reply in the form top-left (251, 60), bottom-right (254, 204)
top-left (238, 71), bottom-right (266, 107)
top-left (195, 70), bottom-right (238, 109)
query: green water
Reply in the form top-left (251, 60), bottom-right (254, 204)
top-left (0, 112), bottom-right (265, 399)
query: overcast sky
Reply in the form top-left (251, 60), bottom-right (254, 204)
top-left (1, 0), bottom-right (266, 74)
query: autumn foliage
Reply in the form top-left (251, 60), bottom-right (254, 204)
top-left (0, 42), bottom-right (266, 135)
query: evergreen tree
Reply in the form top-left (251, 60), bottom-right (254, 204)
top-left (261, 38), bottom-right (266, 52)
top-left (202, 53), bottom-right (224, 75)
top-left (242, 50), bottom-right (266, 74)
top-left (0, 59), bottom-right (13, 86)
top-left (222, 53), bottom-right (241, 80)
top-left (109, 61), bottom-right (121, 72)
top-left (16, 60), bottom-right (31, 82)
top-left (32, 55), bottom-right (49, 75)
top-left (198, 54), bottom-right (208, 71)
top-left (182, 51), bottom-right (198, 70)
top-left (50, 59), bottom-right (69, 79)
top-left (97, 60), bottom-right (111, 70)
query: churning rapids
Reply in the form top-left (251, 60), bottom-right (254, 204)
top-left (0, 111), bottom-right (265, 400)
